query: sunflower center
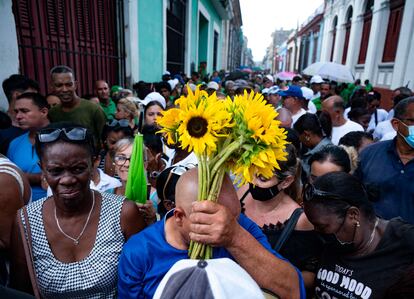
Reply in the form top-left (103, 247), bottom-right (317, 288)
top-left (187, 117), bottom-right (208, 138)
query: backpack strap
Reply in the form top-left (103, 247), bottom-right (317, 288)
top-left (273, 208), bottom-right (303, 252)
top-left (17, 207), bottom-right (41, 298)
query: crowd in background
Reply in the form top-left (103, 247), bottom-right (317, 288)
top-left (0, 63), bottom-right (413, 298)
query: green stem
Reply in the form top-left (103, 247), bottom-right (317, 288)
top-left (210, 141), bottom-right (240, 175)
top-left (207, 167), bottom-right (225, 202)
top-left (196, 154), bottom-right (202, 202)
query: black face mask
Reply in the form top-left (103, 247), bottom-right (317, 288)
top-left (249, 183), bottom-right (281, 201)
top-left (318, 222), bottom-right (358, 255)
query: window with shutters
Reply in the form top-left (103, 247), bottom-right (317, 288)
top-left (330, 16), bottom-right (337, 62)
top-left (342, 6), bottom-right (352, 64)
top-left (358, 0), bottom-right (374, 64)
top-left (382, 0), bottom-right (404, 62)
top-left (167, 0), bottom-right (187, 74)
top-left (12, 0), bottom-right (125, 96)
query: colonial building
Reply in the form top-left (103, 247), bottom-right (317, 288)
top-left (272, 0), bottom-right (411, 108)
top-left (0, 0), bottom-right (243, 111)
top-left (320, 0), bottom-right (412, 105)
top-left (296, 4), bottom-right (324, 72)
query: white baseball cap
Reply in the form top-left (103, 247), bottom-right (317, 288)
top-left (301, 86), bottom-right (314, 100)
top-left (268, 86), bottom-right (280, 95)
top-left (265, 74), bottom-right (274, 82)
top-left (310, 75), bottom-right (324, 84)
top-left (207, 81), bottom-right (219, 91)
top-left (153, 258), bottom-right (264, 299)
top-left (168, 79), bottom-right (179, 90)
top-left (139, 92), bottom-right (166, 109)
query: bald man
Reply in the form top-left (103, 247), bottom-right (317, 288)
top-left (322, 95), bottom-right (363, 145)
top-left (118, 169), bottom-right (305, 299)
top-left (276, 107), bottom-right (293, 128)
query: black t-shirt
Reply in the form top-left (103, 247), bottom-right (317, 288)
top-left (263, 224), bottom-right (324, 272)
top-left (315, 218), bottom-right (414, 299)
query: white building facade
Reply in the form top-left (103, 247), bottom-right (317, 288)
top-left (320, 0), bottom-right (413, 91)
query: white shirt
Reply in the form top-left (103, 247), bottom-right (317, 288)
top-left (367, 109), bottom-right (389, 132)
top-left (387, 109), bottom-right (394, 120)
top-left (307, 101), bottom-right (317, 114)
top-left (311, 91), bottom-right (320, 101)
top-left (373, 120), bottom-right (395, 140)
top-left (381, 131), bottom-right (397, 141)
top-left (343, 107), bottom-right (351, 120)
top-left (331, 120), bottom-right (364, 145)
top-left (291, 108), bottom-right (307, 127)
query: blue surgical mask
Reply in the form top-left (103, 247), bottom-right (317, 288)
top-left (399, 121), bottom-right (414, 149)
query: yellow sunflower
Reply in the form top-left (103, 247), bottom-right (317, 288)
top-left (157, 108), bottom-right (181, 145)
top-left (170, 86), bottom-right (232, 156)
top-left (232, 145), bottom-right (288, 186)
top-left (228, 90), bottom-right (288, 185)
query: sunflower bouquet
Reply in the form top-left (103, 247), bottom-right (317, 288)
top-left (157, 86), bottom-right (288, 259)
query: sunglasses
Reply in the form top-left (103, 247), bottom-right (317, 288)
top-left (37, 127), bottom-right (87, 143)
top-left (303, 183), bottom-right (344, 202)
top-left (106, 119), bottom-right (130, 127)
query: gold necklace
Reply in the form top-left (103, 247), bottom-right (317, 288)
top-left (54, 191), bottom-right (95, 245)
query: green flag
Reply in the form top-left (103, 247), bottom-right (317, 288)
top-left (125, 134), bottom-right (147, 204)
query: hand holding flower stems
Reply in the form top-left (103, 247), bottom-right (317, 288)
top-left (157, 86), bottom-right (288, 259)
top-left (136, 200), bottom-right (157, 225)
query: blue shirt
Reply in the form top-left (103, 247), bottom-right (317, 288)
top-left (7, 132), bottom-right (45, 200)
top-left (118, 212), bottom-right (305, 299)
top-left (355, 139), bottom-right (414, 223)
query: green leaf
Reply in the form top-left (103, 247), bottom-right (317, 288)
top-left (125, 134), bottom-right (147, 204)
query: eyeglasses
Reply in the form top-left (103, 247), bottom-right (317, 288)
top-left (114, 155), bottom-right (131, 166)
top-left (106, 119), bottom-right (130, 127)
top-left (303, 183), bottom-right (344, 202)
top-left (398, 118), bottom-right (414, 125)
top-left (37, 127), bottom-right (87, 143)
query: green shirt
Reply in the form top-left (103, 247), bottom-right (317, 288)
top-left (312, 97), bottom-right (322, 111)
top-left (49, 98), bottom-right (107, 149)
top-left (100, 99), bottom-right (116, 120)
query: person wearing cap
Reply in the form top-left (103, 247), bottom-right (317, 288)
top-left (118, 168), bottom-right (305, 299)
top-left (255, 74), bottom-right (263, 86)
top-left (95, 80), bottom-right (116, 120)
top-left (168, 79), bottom-right (181, 104)
top-left (279, 86), bottom-right (307, 127)
top-left (139, 92), bottom-right (166, 110)
top-left (110, 85), bottom-right (124, 101)
top-left (267, 86), bottom-right (281, 109)
top-left (301, 86), bottom-right (317, 114)
top-left (182, 83), bottom-right (197, 97)
top-left (206, 81), bottom-right (219, 96)
top-left (153, 258), bottom-right (265, 299)
top-left (263, 74), bottom-right (274, 89)
top-left (309, 75), bottom-right (324, 107)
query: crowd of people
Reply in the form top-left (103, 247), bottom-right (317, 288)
top-left (0, 64), bottom-right (413, 299)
